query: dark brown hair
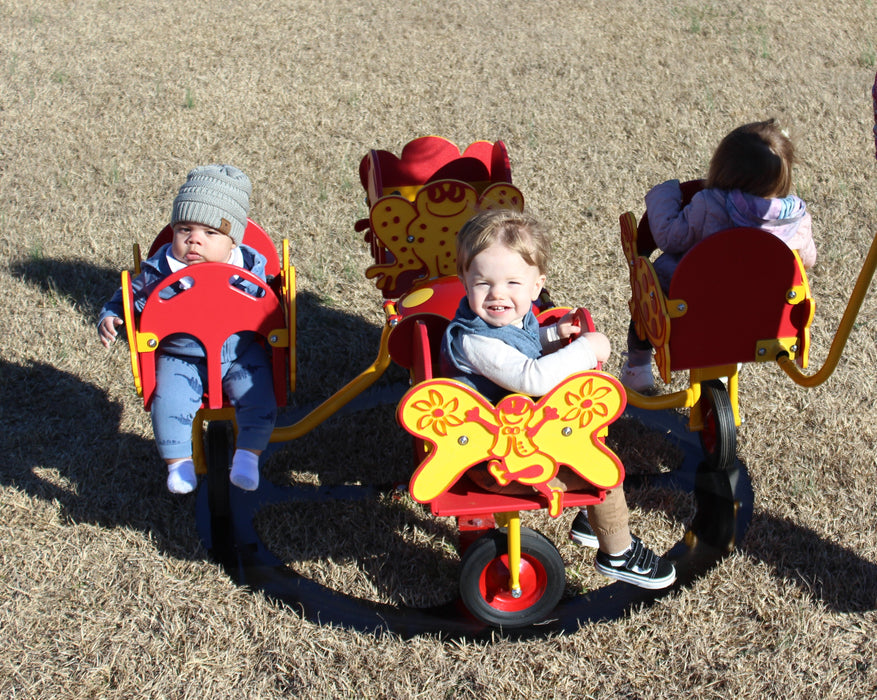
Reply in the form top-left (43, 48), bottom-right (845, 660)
top-left (706, 119), bottom-right (796, 198)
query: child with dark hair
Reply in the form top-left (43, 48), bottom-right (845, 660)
top-left (621, 119), bottom-right (817, 391)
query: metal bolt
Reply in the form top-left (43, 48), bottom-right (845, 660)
top-left (407, 235), bottom-right (415, 243)
top-left (562, 427), bottom-right (572, 436)
top-left (677, 303), bottom-right (686, 312)
top-left (458, 436), bottom-right (469, 446)
top-left (787, 290), bottom-right (797, 300)
top-left (790, 344), bottom-right (798, 352)
top-left (758, 348), bottom-right (766, 356)
top-left (148, 338), bottom-right (157, 348)
top-left (270, 335), bottom-right (278, 343)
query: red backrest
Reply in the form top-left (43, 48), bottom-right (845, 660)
top-left (667, 227), bottom-right (811, 369)
top-left (359, 137), bottom-right (512, 205)
top-left (137, 263), bottom-right (287, 410)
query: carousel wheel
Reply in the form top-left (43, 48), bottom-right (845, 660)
top-left (205, 420), bottom-right (233, 518)
top-left (459, 527), bottom-right (565, 629)
top-left (698, 379), bottom-right (737, 471)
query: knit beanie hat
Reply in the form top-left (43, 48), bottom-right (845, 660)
top-left (171, 165), bottom-right (252, 245)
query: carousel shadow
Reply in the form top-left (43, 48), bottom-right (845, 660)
top-left (739, 513), bottom-right (877, 613)
top-left (0, 357), bottom-right (203, 560)
top-left (196, 401), bottom-right (755, 639)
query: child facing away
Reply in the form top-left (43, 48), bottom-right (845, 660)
top-left (441, 208), bottom-right (676, 590)
top-left (621, 119), bottom-right (818, 392)
top-left (98, 165), bottom-right (277, 494)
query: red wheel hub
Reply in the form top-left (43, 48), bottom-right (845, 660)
top-left (478, 554), bottom-right (548, 611)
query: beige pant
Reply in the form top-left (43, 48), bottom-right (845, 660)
top-left (466, 465), bottom-right (632, 552)
top-left (587, 485), bottom-right (631, 554)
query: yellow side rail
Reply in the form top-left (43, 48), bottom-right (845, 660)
top-left (282, 239), bottom-right (297, 395)
top-left (120, 269), bottom-right (142, 398)
top-left (268, 320), bottom-right (394, 443)
top-left (777, 231), bottom-right (877, 388)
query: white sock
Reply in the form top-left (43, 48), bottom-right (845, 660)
top-left (609, 539), bottom-right (635, 557)
top-left (167, 459), bottom-right (197, 494)
top-left (230, 450), bottom-right (259, 491)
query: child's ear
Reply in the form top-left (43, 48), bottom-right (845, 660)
top-left (531, 274), bottom-right (547, 300)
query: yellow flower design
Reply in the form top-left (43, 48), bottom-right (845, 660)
top-left (561, 377), bottom-right (612, 428)
top-left (412, 388), bottom-right (464, 437)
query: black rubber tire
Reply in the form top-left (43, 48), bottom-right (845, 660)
top-left (698, 379), bottom-right (737, 471)
top-left (459, 527), bottom-right (565, 629)
top-left (205, 420), bottom-right (233, 519)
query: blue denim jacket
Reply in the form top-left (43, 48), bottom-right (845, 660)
top-left (440, 297), bottom-right (542, 403)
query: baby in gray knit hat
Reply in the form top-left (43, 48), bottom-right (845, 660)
top-left (171, 164), bottom-right (252, 247)
top-left (98, 165), bottom-right (277, 494)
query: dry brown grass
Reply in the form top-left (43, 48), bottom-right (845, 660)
top-left (3, 0), bottom-right (877, 697)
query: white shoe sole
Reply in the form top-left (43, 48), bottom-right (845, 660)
top-left (594, 561), bottom-right (676, 590)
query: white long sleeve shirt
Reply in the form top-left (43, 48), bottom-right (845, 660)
top-left (451, 323), bottom-right (599, 397)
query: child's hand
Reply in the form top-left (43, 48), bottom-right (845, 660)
top-left (572, 308), bottom-right (591, 333)
top-left (556, 308), bottom-right (591, 340)
top-left (556, 311), bottom-right (581, 340)
top-left (560, 309), bottom-right (611, 364)
top-left (99, 316), bottom-right (123, 348)
top-left (581, 331), bottom-right (611, 364)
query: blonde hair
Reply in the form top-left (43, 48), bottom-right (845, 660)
top-left (455, 209), bottom-right (550, 277)
top-left (706, 119), bottom-right (797, 198)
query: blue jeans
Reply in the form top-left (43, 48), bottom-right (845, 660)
top-left (151, 342), bottom-right (277, 460)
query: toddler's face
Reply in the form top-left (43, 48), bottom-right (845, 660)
top-left (171, 222), bottom-right (236, 265)
top-left (462, 242), bottom-right (545, 328)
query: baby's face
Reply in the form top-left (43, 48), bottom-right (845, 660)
top-left (462, 242), bottom-right (545, 328)
top-left (171, 222), bottom-right (236, 265)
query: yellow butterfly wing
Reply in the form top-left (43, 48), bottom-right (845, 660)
top-left (397, 379), bottom-right (498, 503)
top-left (530, 371), bottom-right (626, 489)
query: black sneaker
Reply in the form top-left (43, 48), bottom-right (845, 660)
top-left (569, 509), bottom-right (599, 548)
top-left (595, 536), bottom-right (676, 589)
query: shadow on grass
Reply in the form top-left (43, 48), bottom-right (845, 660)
top-left (10, 256), bottom-right (122, 324)
top-left (3, 255), bottom-right (436, 573)
top-left (0, 357), bottom-right (203, 559)
top-left (9, 256), bottom-right (877, 635)
top-left (741, 513), bottom-right (877, 613)
top-left (206, 405), bottom-right (877, 639)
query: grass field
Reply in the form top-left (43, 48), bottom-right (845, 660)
top-left (2, 0), bottom-right (877, 697)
